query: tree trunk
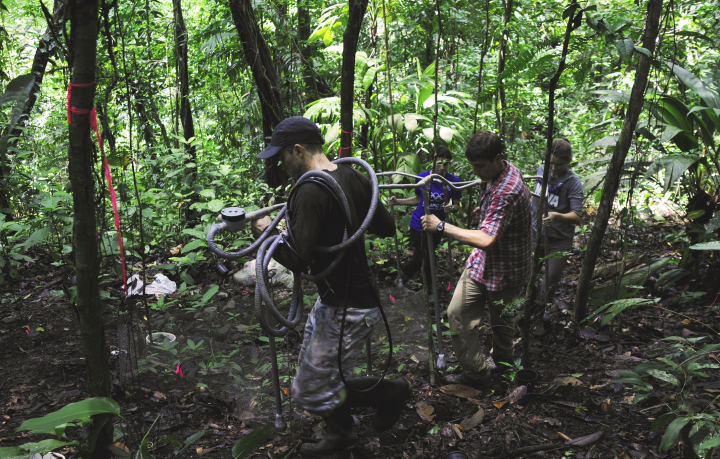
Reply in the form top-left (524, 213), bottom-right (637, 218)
top-left (297, 0), bottom-right (319, 102)
top-left (472, 0), bottom-right (490, 134)
top-left (67, 1), bottom-right (112, 458)
top-left (228, 0), bottom-right (287, 188)
top-left (359, 16), bottom-right (377, 150)
top-left (173, 0), bottom-right (197, 190)
top-left (573, 0), bottom-right (663, 323)
top-left (340, 0), bottom-right (369, 156)
top-left (497, 0), bottom-right (513, 140)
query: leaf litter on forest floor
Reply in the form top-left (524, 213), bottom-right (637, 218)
top-left (415, 401), bottom-right (435, 422)
top-left (438, 384), bottom-right (480, 399)
top-left (460, 409), bottom-right (484, 430)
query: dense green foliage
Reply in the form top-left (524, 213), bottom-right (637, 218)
top-left (0, 0), bottom-right (718, 284)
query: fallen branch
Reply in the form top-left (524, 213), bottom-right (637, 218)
top-left (509, 430), bottom-right (604, 456)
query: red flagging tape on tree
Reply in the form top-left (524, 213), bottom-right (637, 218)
top-left (68, 82), bottom-right (127, 293)
top-left (339, 129), bottom-right (353, 158)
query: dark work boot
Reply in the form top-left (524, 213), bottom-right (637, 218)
top-left (299, 404), bottom-right (357, 456)
top-left (343, 377), bottom-right (412, 432)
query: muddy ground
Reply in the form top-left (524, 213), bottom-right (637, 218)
top-left (1, 213), bottom-right (719, 459)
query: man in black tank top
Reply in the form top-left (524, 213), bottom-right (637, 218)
top-left (251, 117), bottom-right (411, 456)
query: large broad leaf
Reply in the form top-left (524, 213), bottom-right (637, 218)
top-left (0, 74), bottom-right (35, 139)
top-left (664, 61), bottom-right (720, 110)
top-left (654, 268), bottom-right (691, 287)
top-left (232, 425), bottom-right (272, 459)
top-left (690, 241), bottom-right (720, 251)
top-left (655, 98), bottom-right (697, 153)
top-left (616, 38), bottom-right (635, 59)
top-left (0, 74), bottom-right (35, 106)
top-left (658, 125), bottom-right (686, 144)
top-left (403, 113), bottom-right (428, 132)
top-left (660, 417), bottom-right (691, 451)
top-left (591, 90), bottom-right (630, 103)
top-left (17, 398), bottom-right (121, 435)
top-left (581, 169), bottom-right (608, 193)
top-left (439, 126), bottom-right (455, 142)
top-left (18, 227), bottom-right (51, 249)
top-left (0, 439), bottom-right (75, 459)
top-left (395, 154), bottom-right (422, 180)
top-left (362, 67), bottom-right (378, 91)
top-left (590, 136), bottom-right (618, 148)
top-left (422, 127), bottom-right (434, 141)
top-left (645, 155), bottom-right (701, 192)
top-left (417, 83), bottom-right (434, 109)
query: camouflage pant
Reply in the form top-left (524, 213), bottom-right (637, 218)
top-left (291, 298), bottom-right (379, 416)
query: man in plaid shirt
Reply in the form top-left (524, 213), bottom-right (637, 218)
top-left (422, 131), bottom-right (531, 389)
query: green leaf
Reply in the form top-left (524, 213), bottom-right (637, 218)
top-left (200, 189), bottom-right (216, 199)
top-left (0, 439), bottom-right (76, 459)
top-left (141, 208), bottom-right (154, 218)
top-left (633, 46), bottom-right (652, 57)
top-left (182, 229), bottom-right (206, 239)
top-left (181, 239), bottom-right (206, 253)
top-left (655, 268), bottom-right (690, 287)
top-left (202, 285), bottom-right (219, 304)
top-left (616, 38), bottom-right (635, 59)
top-left (647, 369), bottom-right (681, 387)
top-left (659, 417), bottom-right (691, 451)
top-left (17, 398), bottom-right (120, 434)
top-left (652, 413), bottom-right (677, 431)
top-left (207, 200), bottom-right (225, 213)
top-left (175, 430), bottom-right (208, 456)
top-left (0, 447), bottom-right (23, 459)
top-left (690, 241), bottom-right (720, 251)
top-left (129, 416), bottom-right (159, 459)
top-left (590, 136), bottom-right (618, 148)
top-left (0, 74), bottom-right (35, 106)
top-left (308, 26), bottom-right (328, 42)
top-left (20, 227), bottom-right (50, 249)
top-left (663, 61), bottom-right (720, 110)
top-left (232, 425), bottom-right (272, 459)
top-left (362, 67), bottom-right (378, 91)
top-left (699, 436), bottom-right (720, 451)
top-left (179, 271), bottom-right (194, 285)
top-left (599, 298), bottom-right (655, 326)
top-left (418, 83), bottom-right (434, 108)
top-left (323, 28), bottom-right (333, 46)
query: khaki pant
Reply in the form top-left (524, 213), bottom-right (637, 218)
top-left (447, 269), bottom-right (522, 380)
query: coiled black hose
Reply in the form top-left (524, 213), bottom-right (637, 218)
top-left (209, 157), bottom-right (392, 392)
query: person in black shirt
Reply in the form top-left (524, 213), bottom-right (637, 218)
top-left (251, 117), bottom-right (411, 456)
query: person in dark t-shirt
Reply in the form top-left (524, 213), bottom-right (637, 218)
top-left (531, 138), bottom-right (583, 335)
top-left (250, 117), bottom-right (411, 456)
top-left (388, 147), bottom-right (462, 297)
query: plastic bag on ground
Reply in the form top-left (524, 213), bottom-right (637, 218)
top-left (126, 273), bottom-right (177, 297)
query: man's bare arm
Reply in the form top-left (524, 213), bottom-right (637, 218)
top-left (421, 214), bottom-right (496, 250)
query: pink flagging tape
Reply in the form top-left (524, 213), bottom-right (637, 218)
top-left (68, 81), bottom-right (126, 292)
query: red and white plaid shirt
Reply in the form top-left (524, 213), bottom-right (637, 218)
top-left (466, 161), bottom-right (532, 291)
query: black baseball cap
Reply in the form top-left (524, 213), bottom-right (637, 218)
top-left (256, 116), bottom-right (324, 159)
